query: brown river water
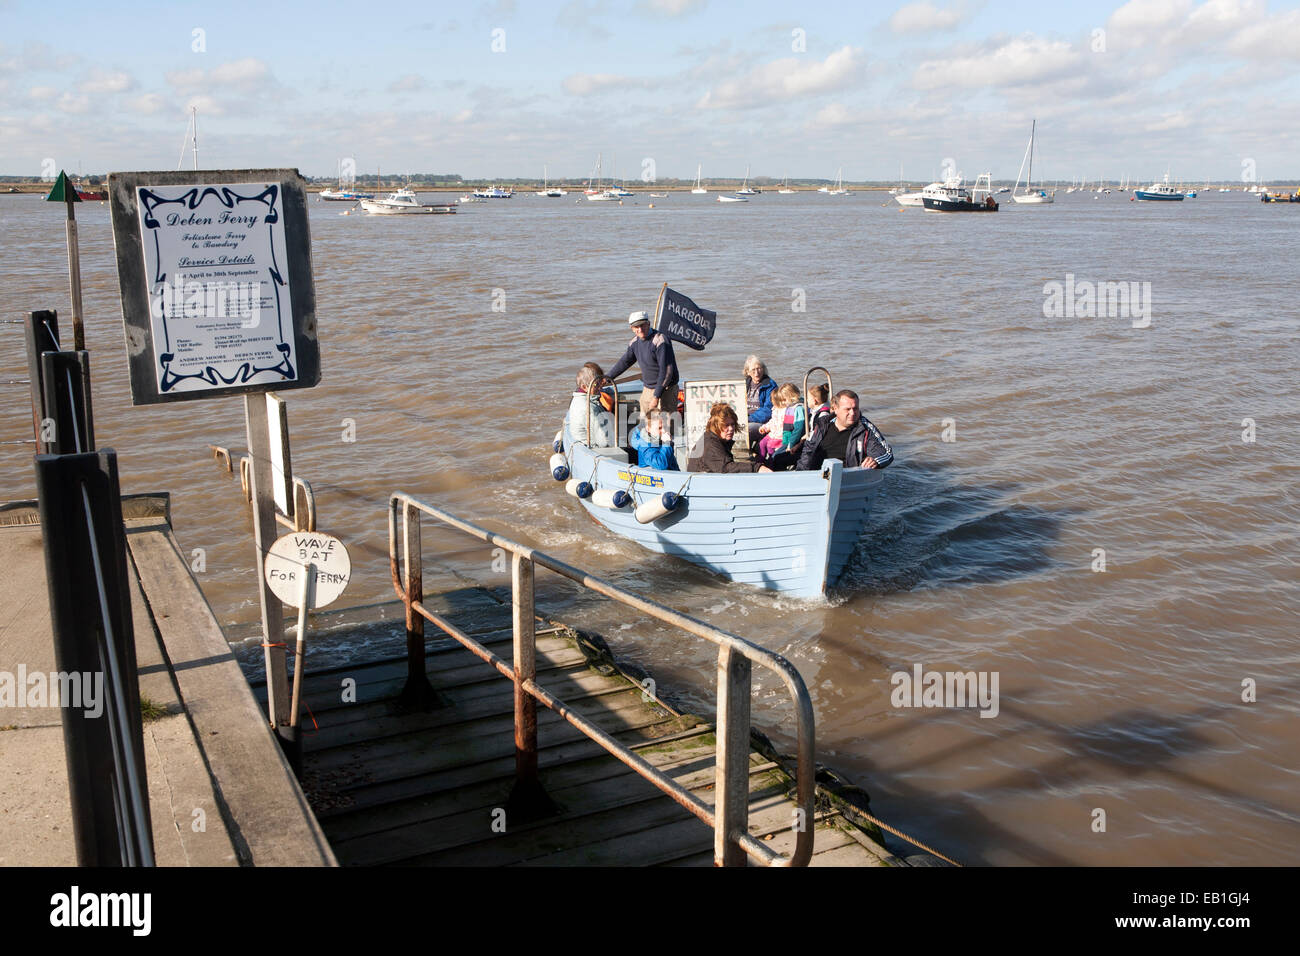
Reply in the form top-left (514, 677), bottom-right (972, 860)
top-left (2, 189), bottom-right (1296, 866)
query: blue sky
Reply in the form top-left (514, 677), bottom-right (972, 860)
top-left (2, 0), bottom-right (1298, 182)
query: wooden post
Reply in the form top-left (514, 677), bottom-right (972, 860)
top-left (289, 562), bottom-right (315, 730)
top-left (506, 551), bottom-right (554, 819)
top-left (512, 553), bottom-right (538, 784)
top-left (397, 504), bottom-right (436, 710)
top-left (715, 645), bottom-right (752, 866)
top-left (65, 198), bottom-right (85, 351)
top-left (244, 393), bottom-right (291, 747)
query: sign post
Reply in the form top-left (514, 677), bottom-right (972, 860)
top-left (108, 168), bottom-right (321, 755)
top-left (45, 172), bottom-right (86, 351)
top-left (264, 531), bottom-right (351, 769)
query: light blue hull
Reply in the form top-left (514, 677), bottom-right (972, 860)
top-left (560, 435), bottom-right (883, 598)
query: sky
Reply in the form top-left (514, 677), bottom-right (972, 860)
top-left (2, 0), bottom-right (1298, 184)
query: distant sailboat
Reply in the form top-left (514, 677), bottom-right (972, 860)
top-left (737, 164), bottom-right (757, 195)
top-left (691, 164), bottom-right (707, 194)
top-left (827, 167), bottom-right (848, 195)
top-left (536, 164), bottom-right (567, 197)
top-left (1011, 120), bottom-right (1054, 204)
top-left (778, 173), bottom-right (795, 194)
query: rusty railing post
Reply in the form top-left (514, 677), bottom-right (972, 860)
top-left (397, 502), bottom-right (436, 710)
top-left (714, 645), bottom-right (752, 866)
top-left (506, 552), bottom-right (554, 819)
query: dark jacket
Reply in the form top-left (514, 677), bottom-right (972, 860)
top-left (795, 415), bottom-right (894, 471)
top-left (609, 333), bottom-right (678, 399)
top-left (687, 430), bottom-right (763, 473)
top-left (747, 376), bottom-right (777, 425)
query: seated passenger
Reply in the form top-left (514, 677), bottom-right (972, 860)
top-left (756, 383), bottom-right (805, 465)
top-left (807, 384), bottom-right (831, 430)
top-left (688, 403), bottom-right (773, 474)
top-left (743, 355), bottom-right (777, 446)
top-left (630, 410), bottom-right (679, 471)
top-left (567, 362), bottom-right (615, 446)
top-left (796, 389), bottom-right (893, 471)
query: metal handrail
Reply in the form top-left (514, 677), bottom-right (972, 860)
top-left (388, 492), bottom-right (816, 867)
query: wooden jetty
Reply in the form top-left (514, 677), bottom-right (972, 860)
top-left (239, 492), bottom-right (929, 867)
top-left (268, 585), bottom-right (902, 866)
top-left (0, 495), bottom-right (334, 866)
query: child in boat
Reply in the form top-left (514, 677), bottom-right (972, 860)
top-left (567, 362), bottom-right (616, 446)
top-left (756, 383), bottom-right (805, 464)
top-left (630, 410), bottom-right (679, 470)
top-left (808, 384), bottom-right (831, 430)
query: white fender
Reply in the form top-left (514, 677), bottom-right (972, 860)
top-left (634, 492), bottom-right (681, 524)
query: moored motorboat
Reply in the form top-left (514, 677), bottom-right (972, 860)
top-left (360, 188), bottom-right (457, 214)
top-left (922, 173), bottom-right (998, 211)
top-left (1134, 174), bottom-right (1184, 201)
top-left (320, 187), bottom-right (375, 201)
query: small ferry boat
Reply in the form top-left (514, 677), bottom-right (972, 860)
top-left (552, 378), bottom-right (884, 598)
top-left (472, 186), bottom-right (514, 199)
top-left (1260, 190), bottom-right (1300, 203)
top-left (922, 173), bottom-right (998, 212)
top-left (360, 188), bottom-right (457, 214)
top-left (1133, 174), bottom-right (1184, 201)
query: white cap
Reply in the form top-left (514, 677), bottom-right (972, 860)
top-left (628, 310), bottom-right (650, 326)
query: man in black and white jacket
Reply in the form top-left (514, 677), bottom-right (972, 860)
top-left (795, 390), bottom-right (894, 471)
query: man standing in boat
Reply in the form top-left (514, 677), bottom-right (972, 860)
top-left (608, 311), bottom-right (678, 420)
top-left (796, 390), bottom-right (893, 471)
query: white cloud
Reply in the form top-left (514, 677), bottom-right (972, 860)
top-left (78, 68), bottom-right (135, 95)
top-left (807, 102), bottom-right (855, 129)
top-left (167, 58), bottom-right (274, 93)
top-left (388, 74), bottom-right (425, 93)
top-left (57, 92), bottom-right (91, 114)
top-left (889, 2), bottom-right (972, 34)
top-left (28, 85), bottom-right (56, 101)
top-left (638, 0), bottom-right (705, 15)
top-left (697, 45), bottom-right (862, 110)
top-left (1225, 7), bottom-right (1300, 59)
top-left (913, 36), bottom-right (1082, 89)
top-left (1146, 111), bottom-right (1190, 130)
top-left (126, 93), bottom-right (169, 115)
top-left (1109, 0), bottom-right (1193, 34)
top-left (563, 72), bottom-right (642, 95)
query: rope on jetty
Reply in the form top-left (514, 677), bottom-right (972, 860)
top-left (858, 811), bottom-right (963, 867)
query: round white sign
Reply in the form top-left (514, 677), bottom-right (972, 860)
top-left (264, 531), bottom-right (352, 609)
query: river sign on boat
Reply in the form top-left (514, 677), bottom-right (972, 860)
top-left (264, 531), bottom-right (352, 609)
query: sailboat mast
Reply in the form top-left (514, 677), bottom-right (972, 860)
top-left (1027, 119), bottom-right (1034, 189)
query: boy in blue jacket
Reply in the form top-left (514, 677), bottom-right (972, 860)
top-left (630, 410), bottom-right (679, 470)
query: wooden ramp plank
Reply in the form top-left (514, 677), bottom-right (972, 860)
top-left (297, 587), bottom-right (896, 868)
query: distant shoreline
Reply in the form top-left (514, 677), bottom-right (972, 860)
top-left (3, 182), bottom-right (1295, 195)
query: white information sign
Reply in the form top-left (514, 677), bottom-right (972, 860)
top-left (264, 532), bottom-right (351, 609)
top-left (137, 182), bottom-right (298, 395)
top-left (683, 379), bottom-right (750, 455)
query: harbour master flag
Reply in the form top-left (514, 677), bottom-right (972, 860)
top-left (653, 286), bottom-right (717, 351)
